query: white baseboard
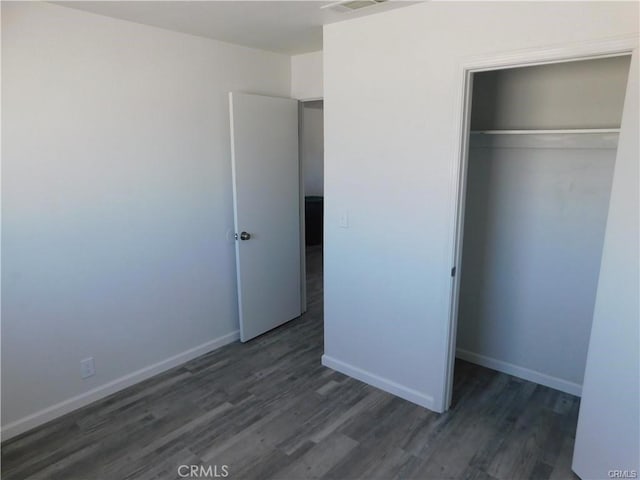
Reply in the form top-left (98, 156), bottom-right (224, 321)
top-left (1, 330), bottom-right (240, 441)
top-left (321, 355), bottom-right (435, 411)
top-left (456, 348), bottom-right (582, 397)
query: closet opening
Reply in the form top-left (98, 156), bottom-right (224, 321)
top-left (448, 54), bottom-right (631, 408)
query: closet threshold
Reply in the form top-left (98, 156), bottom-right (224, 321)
top-left (470, 128), bottom-right (620, 135)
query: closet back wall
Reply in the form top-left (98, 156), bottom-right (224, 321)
top-left (457, 57), bottom-right (630, 395)
top-left (471, 56), bottom-right (631, 130)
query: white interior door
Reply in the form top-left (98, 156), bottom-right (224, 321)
top-left (229, 92), bottom-right (301, 342)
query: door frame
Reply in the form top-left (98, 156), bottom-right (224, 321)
top-left (298, 100), bottom-right (307, 314)
top-left (443, 35), bottom-right (638, 410)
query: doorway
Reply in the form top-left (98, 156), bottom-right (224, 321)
top-left (229, 92), bottom-right (323, 341)
top-left (447, 54), bottom-right (632, 407)
top-left (300, 100), bottom-right (324, 314)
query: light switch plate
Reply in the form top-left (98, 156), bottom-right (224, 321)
top-left (339, 211), bottom-right (349, 228)
top-left (80, 357), bottom-right (95, 379)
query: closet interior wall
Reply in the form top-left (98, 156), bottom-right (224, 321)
top-left (456, 56), bottom-right (631, 395)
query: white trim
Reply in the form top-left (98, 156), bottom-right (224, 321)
top-left (298, 100), bottom-right (307, 314)
top-left (456, 349), bottom-right (582, 397)
top-left (469, 131), bottom-right (619, 150)
top-left (443, 69), bottom-right (474, 412)
top-left (471, 129), bottom-right (620, 135)
top-left (444, 34), bottom-right (638, 412)
top-left (458, 35), bottom-right (638, 73)
top-left (1, 331), bottom-right (240, 441)
top-left (321, 355), bottom-right (436, 411)
top-left (228, 93), bottom-right (246, 342)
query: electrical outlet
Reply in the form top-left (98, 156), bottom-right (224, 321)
top-left (80, 357), bottom-right (95, 379)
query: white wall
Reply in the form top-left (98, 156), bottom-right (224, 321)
top-left (471, 56), bottom-right (631, 130)
top-left (573, 50), bottom-right (639, 480)
top-left (291, 51), bottom-right (323, 100)
top-left (322, 0), bottom-right (638, 417)
top-left (457, 134), bottom-right (617, 394)
top-left (301, 101), bottom-right (324, 196)
top-left (1, 1), bottom-right (290, 437)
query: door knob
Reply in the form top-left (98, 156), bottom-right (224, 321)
top-left (240, 231), bottom-right (251, 241)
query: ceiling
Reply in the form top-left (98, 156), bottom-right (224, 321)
top-left (55, 1), bottom-right (420, 55)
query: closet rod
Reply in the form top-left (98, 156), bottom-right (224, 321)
top-left (471, 128), bottom-right (620, 135)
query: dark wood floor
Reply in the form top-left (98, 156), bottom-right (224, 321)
top-left (1, 246), bottom-right (580, 480)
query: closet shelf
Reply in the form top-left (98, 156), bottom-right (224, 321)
top-left (470, 128), bottom-right (620, 135)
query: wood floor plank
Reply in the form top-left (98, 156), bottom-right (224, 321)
top-left (549, 436), bottom-right (581, 480)
top-left (486, 386), bottom-right (559, 479)
top-left (1, 246), bottom-right (582, 480)
top-left (322, 441), bottom-right (410, 480)
top-left (271, 433), bottom-right (359, 480)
